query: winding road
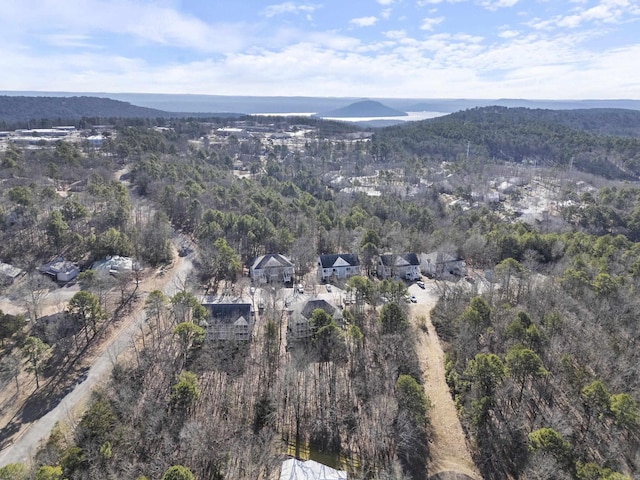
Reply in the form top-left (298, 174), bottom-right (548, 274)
top-left (0, 251), bottom-right (192, 468)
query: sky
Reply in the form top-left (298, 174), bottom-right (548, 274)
top-left (0, 0), bottom-right (639, 99)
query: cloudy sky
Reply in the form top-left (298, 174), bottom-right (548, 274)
top-left (1, 0), bottom-right (639, 99)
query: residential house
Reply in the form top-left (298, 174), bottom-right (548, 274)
top-left (287, 298), bottom-right (342, 342)
top-left (39, 258), bottom-right (79, 282)
top-left (201, 302), bottom-right (254, 342)
top-left (91, 255), bottom-right (137, 275)
top-left (317, 254), bottom-right (361, 282)
top-left (377, 253), bottom-right (421, 281)
top-left (250, 253), bottom-right (295, 284)
top-left (0, 261), bottom-right (23, 285)
top-left (420, 252), bottom-right (466, 278)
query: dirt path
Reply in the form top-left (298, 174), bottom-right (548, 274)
top-left (0, 164), bottom-right (193, 467)
top-left (408, 284), bottom-right (482, 480)
top-left (0, 249), bottom-right (192, 467)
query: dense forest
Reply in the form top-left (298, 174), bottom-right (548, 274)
top-left (372, 107), bottom-right (640, 179)
top-left (1, 106), bottom-right (640, 479)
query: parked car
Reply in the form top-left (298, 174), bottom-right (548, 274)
top-left (417, 281), bottom-right (425, 289)
top-left (410, 295), bottom-right (417, 303)
top-left (326, 284), bottom-right (332, 292)
top-left (296, 284), bottom-right (304, 294)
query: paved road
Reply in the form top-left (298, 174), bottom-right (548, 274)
top-left (0, 255), bottom-right (192, 468)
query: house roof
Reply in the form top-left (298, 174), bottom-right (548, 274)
top-left (251, 253), bottom-right (294, 270)
top-left (420, 252), bottom-right (462, 264)
top-left (379, 253), bottom-right (420, 267)
top-left (288, 298), bottom-right (342, 323)
top-left (202, 303), bottom-right (252, 325)
top-left (280, 458), bottom-right (347, 480)
top-left (318, 254), bottom-right (360, 269)
top-left (39, 257), bottom-right (78, 275)
top-left (301, 299), bottom-right (338, 320)
top-left (0, 262), bottom-right (22, 278)
top-left (0, 262), bottom-right (23, 279)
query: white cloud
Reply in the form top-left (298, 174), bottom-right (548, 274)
top-left (417, 0), bottom-right (466, 4)
top-left (378, 0), bottom-right (396, 5)
top-left (262, 2), bottom-right (320, 18)
top-left (0, 0), bottom-right (251, 54)
top-left (498, 29), bottom-right (519, 39)
top-left (384, 29), bottom-right (408, 39)
top-left (380, 8), bottom-right (393, 19)
top-left (45, 34), bottom-right (100, 49)
top-left (420, 17), bottom-right (445, 30)
top-left (480, 0), bottom-right (519, 10)
top-left (529, 0), bottom-right (639, 30)
top-left (350, 16), bottom-right (379, 27)
top-left (1, 0), bottom-right (640, 99)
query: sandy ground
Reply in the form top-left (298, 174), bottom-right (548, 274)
top-left (407, 282), bottom-right (482, 480)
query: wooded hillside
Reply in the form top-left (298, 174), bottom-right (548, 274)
top-left (1, 108), bottom-right (640, 479)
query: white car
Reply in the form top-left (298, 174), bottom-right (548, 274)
top-left (326, 284), bottom-right (332, 292)
top-left (417, 281), bottom-right (425, 289)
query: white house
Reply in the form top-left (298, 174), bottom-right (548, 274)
top-left (317, 254), bottom-right (361, 282)
top-left (250, 253), bottom-right (295, 284)
top-left (420, 252), bottom-right (466, 278)
top-left (39, 258), bottom-right (79, 282)
top-left (201, 302), bottom-right (254, 342)
top-left (0, 261), bottom-right (23, 285)
top-left (377, 253), bottom-right (421, 281)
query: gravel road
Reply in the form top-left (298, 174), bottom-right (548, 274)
top-left (0, 254), bottom-right (192, 467)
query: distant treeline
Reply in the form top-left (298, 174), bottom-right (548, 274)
top-left (372, 106), bottom-right (640, 179)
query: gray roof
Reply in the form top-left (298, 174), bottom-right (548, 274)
top-left (251, 253), bottom-right (294, 270)
top-left (202, 303), bottom-right (252, 325)
top-left (318, 253), bottom-right (360, 269)
top-left (379, 253), bottom-right (420, 267)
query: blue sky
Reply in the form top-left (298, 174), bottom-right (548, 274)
top-left (1, 0), bottom-right (639, 99)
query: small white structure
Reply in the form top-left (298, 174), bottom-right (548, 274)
top-left (91, 256), bottom-right (136, 275)
top-left (0, 261), bottom-right (23, 285)
top-left (39, 258), bottom-right (79, 282)
top-left (280, 458), bottom-right (347, 480)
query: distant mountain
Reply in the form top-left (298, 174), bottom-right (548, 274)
top-left (2, 92), bottom-right (640, 116)
top-left (0, 95), bottom-right (175, 123)
top-left (401, 98), bottom-right (640, 113)
top-left (315, 100), bottom-right (408, 118)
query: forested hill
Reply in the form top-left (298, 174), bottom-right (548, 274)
top-left (0, 95), bottom-right (209, 123)
top-left (372, 106), bottom-right (640, 180)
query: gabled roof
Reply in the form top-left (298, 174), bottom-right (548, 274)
top-left (421, 252), bottom-right (462, 264)
top-left (301, 299), bottom-right (337, 320)
top-left (289, 298), bottom-right (342, 322)
top-left (318, 254), bottom-right (360, 269)
top-left (202, 303), bottom-right (252, 325)
top-left (251, 253), bottom-right (294, 270)
top-left (39, 257), bottom-right (78, 275)
top-left (379, 253), bottom-right (420, 267)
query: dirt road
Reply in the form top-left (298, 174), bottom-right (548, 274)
top-left (407, 283), bottom-right (482, 480)
top-left (0, 251), bottom-right (192, 468)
